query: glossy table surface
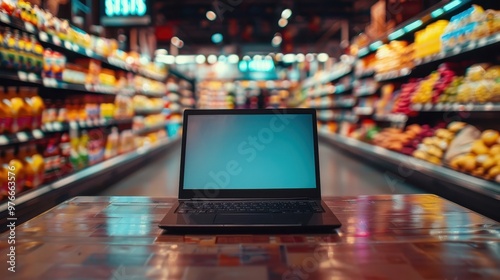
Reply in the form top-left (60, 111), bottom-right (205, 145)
top-left (1, 194), bottom-right (499, 279)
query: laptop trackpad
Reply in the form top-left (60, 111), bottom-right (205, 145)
top-left (214, 214), bottom-right (303, 225)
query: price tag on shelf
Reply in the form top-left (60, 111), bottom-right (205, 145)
top-left (72, 44), bottom-right (80, 52)
top-left (86, 119), bottom-right (93, 127)
top-left (39, 32), bottom-right (49, 42)
top-left (24, 22), bottom-right (35, 33)
top-left (423, 103), bottom-right (433, 111)
top-left (52, 36), bottom-right (62, 46)
top-left (85, 49), bottom-right (94, 57)
top-left (44, 123), bottom-right (53, 131)
top-left (16, 132), bottom-right (29, 142)
top-left (0, 135), bottom-right (9, 145)
top-left (64, 41), bottom-right (73, 50)
top-left (32, 129), bottom-right (43, 139)
top-left (468, 41), bottom-right (477, 50)
top-left (69, 121), bottom-right (78, 130)
top-left (484, 103), bottom-right (494, 111)
top-left (18, 71), bottom-right (28, 81)
top-left (53, 122), bottom-right (63, 131)
top-left (27, 73), bottom-right (38, 82)
top-left (0, 13), bottom-right (10, 24)
top-left (435, 103), bottom-right (444, 111)
top-left (452, 47), bottom-right (461, 55)
top-left (99, 118), bottom-right (106, 125)
top-left (478, 38), bottom-right (488, 47)
top-left (79, 120), bottom-right (86, 128)
top-left (84, 84), bottom-right (93, 92)
top-left (443, 103), bottom-right (451, 111)
top-left (413, 104), bottom-right (423, 111)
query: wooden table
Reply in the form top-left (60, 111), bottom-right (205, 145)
top-left (1, 194), bottom-right (499, 279)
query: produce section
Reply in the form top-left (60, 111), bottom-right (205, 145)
top-left (299, 0), bottom-right (500, 202)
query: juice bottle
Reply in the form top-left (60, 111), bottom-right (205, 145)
top-left (79, 130), bottom-right (89, 168)
top-left (59, 132), bottom-right (72, 175)
top-left (69, 129), bottom-right (81, 170)
top-left (24, 144), bottom-right (45, 189)
top-left (6, 148), bottom-right (25, 194)
top-left (18, 87), bottom-right (34, 130)
top-left (0, 151), bottom-right (7, 200)
top-left (43, 135), bottom-right (61, 183)
top-left (0, 87), bottom-right (9, 134)
top-left (104, 127), bottom-right (119, 160)
top-left (24, 32), bottom-right (34, 71)
top-left (30, 88), bottom-right (44, 129)
top-left (11, 87), bottom-right (32, 132)
top-left (4, 28), bottom-right (15, 68)
top-left (32, 35), bottom-right (43, 72)
top-left (3, 87), bottom-right (16, 133)
top-left (12, 29), bottom-right (21, 70)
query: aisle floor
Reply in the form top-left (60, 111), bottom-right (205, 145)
top-left (99, 141), bottom-right (423, 197)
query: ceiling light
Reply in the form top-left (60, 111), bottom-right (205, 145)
top-left (296, 53), bottom-right (305, 62)
top-left (278, 18), bottom-right (288, 28)
top-left (317, 53), bottom-right (329, 62)
top-left (306, 53), bottom-right (315, 62)
top-left (228, 54), bottom-right (239, 64)
top-left (218, 55), bottom-right (227, 62)
top-left (175, 55), bottom-right (195, 64)
top-left (243, 55), bottom-right (251, 61)
top-left (211, 33), bottom-right (223, 44)
top-left (154, 49), bottom-right (168, 55)
top-left (283, 54), bottom-right (295, 63)
top-left (155, 55), bottom-right (175, 64)
top-left (253, 55), bottom-right (262, 60)
top-left (272, 36), bottom-right (282, 47)
top-left (207, 54), bottom-right (217, 64)
top-left (206, 11), bottom-right (217, 21)
top-left (195, 55), bottom-right (206, 64)
top-left (171, 36), bottom-right (180, 45)
top-left (281, 9), bottom-right (292, 19)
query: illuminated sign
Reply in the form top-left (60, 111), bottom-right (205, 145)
top-left (101, 0), bottom-right (151, 26)
top-left (238, 59), bottom-right (277, 80)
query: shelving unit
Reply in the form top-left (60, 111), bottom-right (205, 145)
top-left (298, 0), bottom-right (500, 216)
top-left (320, 132), bottom-right (499, 220)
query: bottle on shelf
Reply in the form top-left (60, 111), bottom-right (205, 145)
top-left (104, 127), bottom-right (119, 160)
top-left (78, 130), bottom-right (89, 168)
top-left (27, 88), bottom-right (44, 129)
top-left (43, 134), bottom-right (61, 183)
top-left (59, 132), bottom-right (72, 176)
top-left (6, 147), bottom-right (25, 194)
top-left (24, 144), bottom-right (45, 189)
top-left (0, 87), bottom-right (10, 134)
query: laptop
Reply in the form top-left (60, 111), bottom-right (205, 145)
top-left (159, 108), bottom-right (341, 232)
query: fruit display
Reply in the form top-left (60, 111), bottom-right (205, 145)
top-left (457, 64), bottom-right (500, 103)
top-left (372, 124), bottom-right (434, 153)
top-left (132, 96), bottom-right (164, 111)
top-left (392, 81), bottom-right (418, 114)
top-left (374, 41), bottom-right (414, 74)
top-left (413, 122), bottom-right (467, 165)
top-left (412, 63), bottom-right (459, 104)
top-left (447, 129), bottom-right (500, 182)
top-left (414, 20), bottom-right (449, 59)
top-left (441, 5), bottom-right (500, 51)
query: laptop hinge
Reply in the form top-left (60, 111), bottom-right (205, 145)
top-left (185, 197), bottom-right (313, 201)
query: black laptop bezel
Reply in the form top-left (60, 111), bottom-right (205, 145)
top-left (178, 108), bottom-right (322, 200)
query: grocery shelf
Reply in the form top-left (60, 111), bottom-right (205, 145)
top-left (372, 114), bottom-right (409, 123)
top-left (355, 69), bottom-right (375, 79)
top-left (136, 89), bottom-right (166, 98)
top-left (0, 129), bottom-right (44, 147)
top-left (414, 33), bottom-right (500, 67)
top-left (357, 0), bottom-right (473, 59)
top-left (334, 84), bottom-right (353, 95)
top-left (42, 78), bottom-right (117, 95)
top-left (0, 13), bottom-right (37, 34)
top-left (375, 68), bottom-right (412, 82)
top-left (353, 107), bottom-right (374, 116)
top-left (411, 103), bottom-right (500, 112)
top-left (0, 136), bottom-right (181, 227)
top-left (133, 122), bottom-right (167, 135)
top-left (319, 131), bottom-right (499, 220)
top-left (134, 108), bottom-right (164, 115)
top-left (0, 69), bottom-right (42, 85)
top-left (0, 119), bottom-right (133, 148)
top-left (318, 114), bottom-right (359, 123)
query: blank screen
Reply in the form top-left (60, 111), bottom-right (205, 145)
top-left (183, 113), bottom-right (317, 190)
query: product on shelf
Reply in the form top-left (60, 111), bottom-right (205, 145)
top-left (374, 41), bottom-right (413, 74)
top-left (21, 144), bottom-right (44, 189)
top-left (441, 5), bottom-right (500, 51)
top-left (412, 63), bottom-right (459, 104)
top-left (43, 134), bottom-right (61, 182)
top-left (372, 124), bottom-right (437, 153)
top-left (104, 127), bottom-right (119, 160)
top-left (133, 95), bottom-right (164, 111)
top-left (413, 122), bottom-right (466, 164)
top-left (42, 49), bottom-right (65, 80)
top-left (392, 81), bottom-right (418, 114)
top-left (0, 27), bottom-right (43, 72)
top-left (447, 128), bottom-right (500, 182)
top-left (414, 20), bottom-right (449, 59)
top-left (457, 64), bottom-right (500, 103)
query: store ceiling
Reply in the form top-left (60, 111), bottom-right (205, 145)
top-left (153, 0), bottom-right (379, 54)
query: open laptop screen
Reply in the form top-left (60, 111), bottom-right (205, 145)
top-left (182, 111), bottom-right (317, 191)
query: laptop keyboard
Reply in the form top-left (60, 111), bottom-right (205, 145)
top-left (176, 201), bottom-right (324, 214)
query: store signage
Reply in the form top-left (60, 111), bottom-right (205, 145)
top-left (238, 59), bottom-right (277, 80)
top-left (100, 0), bottom-right (151, 26)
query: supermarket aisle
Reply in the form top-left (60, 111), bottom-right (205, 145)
top-left (100, 140), bottom-right (422, 196)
